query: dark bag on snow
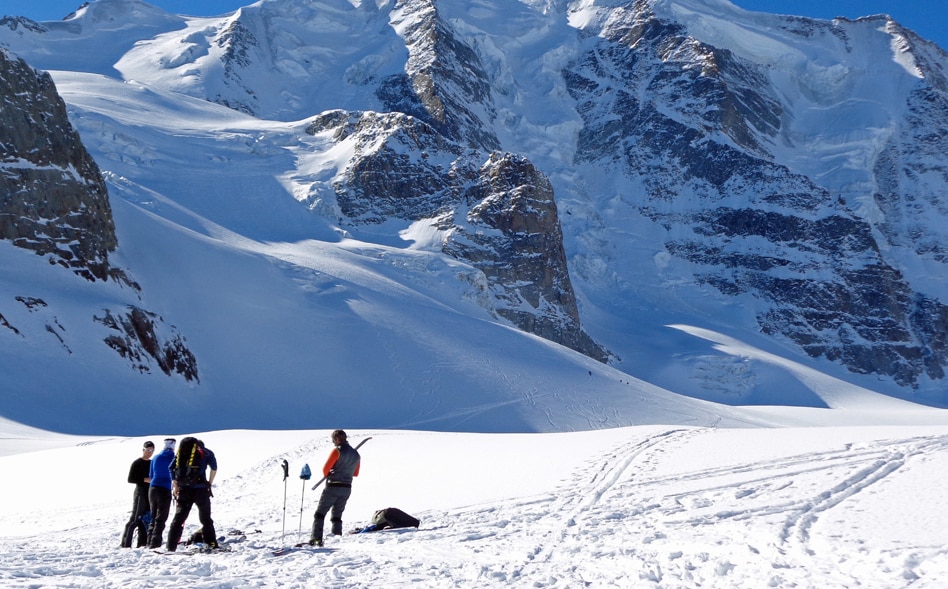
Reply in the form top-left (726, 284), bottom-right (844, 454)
top-left (173, 436), bottom-right (207, 486)
top-left (371, 507), bottom-right (420, 529)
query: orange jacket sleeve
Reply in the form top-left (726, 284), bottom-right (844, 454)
top-left (322, 448), bottom-right (339, 478)
top-left (322, 447), bottom-right (361, 478)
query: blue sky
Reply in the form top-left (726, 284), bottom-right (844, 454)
top-left (729, 1), bottom-right (946, 49)
top-left (1, 0), bottom-right (946, 49)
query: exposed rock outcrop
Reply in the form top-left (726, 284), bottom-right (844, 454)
top-left (446, 152), bottom-right (608, 361)
top-left (96, 307), bottom-right (199, 382)
top-left (307, 110), bottom-right (608, 360)
top-left (560, 3), bottom-right (948, 387)
top-left (0, 47), bottom-right (198, 382)
top-left (0, 48), bottom-right (118, 282)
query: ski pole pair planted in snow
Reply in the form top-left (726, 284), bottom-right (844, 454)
top-left (279, 437), bottom-right (371, 545)
top-left (278, 458), bottom-right (313, 546)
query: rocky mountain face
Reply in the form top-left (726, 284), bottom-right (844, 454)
top-left (0, 47), bottom-right (117, 282)
top-left (205, 0), bottom-right (948, 392)
top-left (443, 151), bottom-right (605, 361)
top-left (178, 0), bottom-right (607, 361)
top-left (0, 48), bottom-right (198, 382)
top-left (557, 4), bottom-right (948, 389)
top-left (382, 0), bottom-right (500, 152)
top-left (249, 1), bottom-right (948, 395)
top-left (306, 109), bottom-right (608, 361)
top-left (4, 0), bottom-right (948, 402)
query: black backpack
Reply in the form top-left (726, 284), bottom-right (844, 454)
top-left (173, 436), bottom-right (207, 486)
top-left (371, 507), bottom-right (420, 530)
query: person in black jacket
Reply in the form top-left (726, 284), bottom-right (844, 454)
top-left (309, 430), bottom-right (360, 547)
top-left (165, 438), bottom-right (219, 552)
top-left (121, 441), bottom-right (154, 548)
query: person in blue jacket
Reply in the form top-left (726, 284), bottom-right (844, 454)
top-left (146, 438), bottom-right (176, 549)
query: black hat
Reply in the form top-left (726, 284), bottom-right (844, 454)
top-left (143, 441), bottom-right (155, 449)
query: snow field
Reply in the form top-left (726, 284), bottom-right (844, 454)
top-left (2, 425), bottom-right (948, 587)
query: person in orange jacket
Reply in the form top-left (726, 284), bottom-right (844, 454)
top-left (309, 430), bottom-right (360, 546)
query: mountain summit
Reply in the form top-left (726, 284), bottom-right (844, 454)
top-left (2, 0), bottom-right (948, 433)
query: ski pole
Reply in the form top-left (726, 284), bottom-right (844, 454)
top-left (280, 459), bottom-right (289, 545)
top-left (298, 463), bottom-right (312, 542)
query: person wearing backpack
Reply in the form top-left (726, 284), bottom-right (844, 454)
top-left (120, 440), bottom-right (154, 548)
top-left (165, 437), bottom-right (219, 551)
top-left (146, 438), bottom-right (176, 549)
top-left (309, 430), bottom-right (361, 547)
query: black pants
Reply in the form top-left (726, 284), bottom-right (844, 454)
top-left (311, 485), bottom-right (351, 543)
top-left (121, 486), bottom-right (150, 548)
top-left (166, 486), bottom-right (217, 551)
top-left (146, 486), bottom-right (173, 549)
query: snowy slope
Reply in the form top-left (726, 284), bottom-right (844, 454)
top-left (0, 70), bottom-right (764, 434)
top-left (2, 425), bottom-right (948, 588)
top-left (10, 67), bottom-right (939, 434)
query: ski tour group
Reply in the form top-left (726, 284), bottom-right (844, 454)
top-left (120, 430), bottom-right (414, 555)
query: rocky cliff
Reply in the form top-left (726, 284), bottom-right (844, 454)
top-left (306, 109), bottom-right (608, 360)
top-left (0, 47), bottom-right (198, 382)
top-left (558, 3), bottom-right (948, 389)
top-left (0, 47), bottom-right (117, 282)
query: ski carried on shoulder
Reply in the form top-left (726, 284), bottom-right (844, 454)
top-left (311, 437), bottom-right (372, 490)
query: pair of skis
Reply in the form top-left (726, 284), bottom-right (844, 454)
top-left (274, 436), bottom-right (371, 556)
top-left (152, 544), bottom-right (232, 556)
top-left (270, 541), bottom-right (333, 557)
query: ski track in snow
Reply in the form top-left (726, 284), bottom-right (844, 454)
top-left (0, 429), bottom-right (948, 588)
top-left (3, 427), bottom-right (948, 587)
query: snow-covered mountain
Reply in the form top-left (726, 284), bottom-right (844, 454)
top-left (3, 0), bottom-right (948, 434)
